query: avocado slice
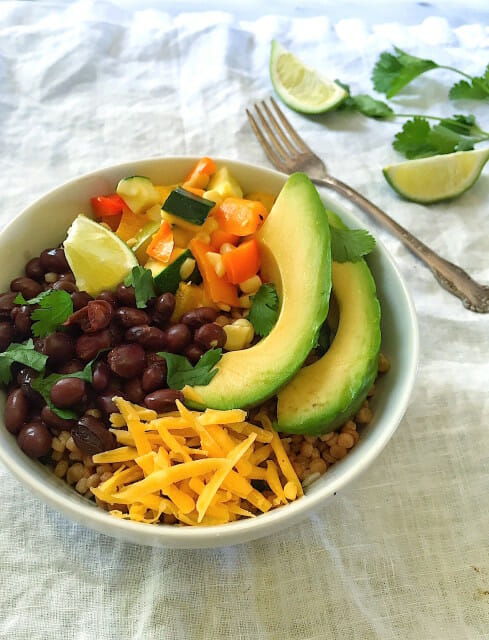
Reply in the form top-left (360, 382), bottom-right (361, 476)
top-left (276, 212), bottom-right (381, 435)
top-left (185, 173), bottom-right (331, 409)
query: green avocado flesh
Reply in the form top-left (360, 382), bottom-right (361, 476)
top-left (276, 213), bottom-right (381, 436)
top-left (188, 173), bottom-right (332, 409)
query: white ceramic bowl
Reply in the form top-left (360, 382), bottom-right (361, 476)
top-left (0, 157), bottom-right (418, 548)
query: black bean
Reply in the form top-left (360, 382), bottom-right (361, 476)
top-left (115, 307), bottom-right (150, 328)
top-left (17, 367), bottom-right (43, 405)
top-left (108, 320), bottom-right (124, 345)
top-left (71, 291), bottom-right (93, 311)
top-left (25, 257), bottom-right (45, 281)
top-left (42, 332), bottom-right (75, 365)
top-left (153, 292), bottom-right (176, 324)
top-left (50, 377), bottom-right (86, 408)
top-left (39, 248), bottom-right (69, 273)
top-left (0, 292), bottom-right (18, 321)
top-left (164, 323), bottom-right (191, 353)
top-left (194, 323), bottom-right (226, 350)
top-left (92, 361), bottom-right (110, 392)
top-left (17, 422), bottom-right (52, 458)
top-left (0, 321), bottom-right (14, 351)
top-left (107, 343), bottom-right (145, 378)
top-left (52, 279), bottom-right (78, 294)
top-left (40, 405), bottom-right (75, 432)
top-left (58, 273), bottom-right (75, 283)
top-left (123, 377), bottom-right (145, 404)
top-left (141, 364), bottom-right (167, 393)
top-left (67, 300), bottom-right (113, 333)
top-left (184, 343), bottom-right (204, 365)
top-left (144, 389), bottom-right (184, 413)
top-left (96, 392), bottom-right (119, 416)
top-left (97, 290), bottom-right (118, 307)
top-left (71, 416), bottom-right (116, 455)
top-left (10, 277), bottom-right (42, 300)
top-left (75, 329), bottom-right (112, 361)
top-left (59, 359), bottom-right (84, 374)
top-left (11, 305), bottom-right (31, 338)
top-left (115, 283), bottom-right (136, 307)
top-left (181, 307), bottom-right (218, 330)
top-left (124, 325), bottom-right (166, 350)
top-left (5, 388), bottom-right (29, 434)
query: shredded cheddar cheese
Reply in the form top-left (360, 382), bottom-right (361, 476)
top-left (91, 397), bottom-right (302, 526)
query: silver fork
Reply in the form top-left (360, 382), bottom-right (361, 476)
top-left (247, 97), bottom-right (489, 313)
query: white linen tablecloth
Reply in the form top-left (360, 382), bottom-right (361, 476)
top-left (1, 2), bottom-right (488, 638)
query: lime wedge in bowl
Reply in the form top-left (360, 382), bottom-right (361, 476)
top-left (270, 40), bottom-right (348, 114)
top-left (64, 215), bottom-right (138, 296)
top-left (383, 148), bottom-right (489, 204)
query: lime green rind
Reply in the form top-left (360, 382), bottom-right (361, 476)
top-left (270, 40), bottom-right (348, 115)
top-left (383, 148), bottom-right (489, 204)
top-left (188, 173), bottom-right (332, 410)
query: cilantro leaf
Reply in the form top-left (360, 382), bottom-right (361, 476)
top-left (14, 290), bottom-right (53, 306)
top-left (341, 94), bottom-right (394, 119)
top-left (372, 47), bottom-right (438, 98)
top-left (158, 349), bottom-right (222, 390)
top-left (124, 266), bottom-right (155, 308)
top-left (31, 360), bottom-right (94, 419)
top-left (247, 283), bottom-right (279, 337)
top-left (392, 116), bottom-right (480, 159)
top-left (449, 65), bottom-right (489, 101)
top-left (0, 339), bottom-right (48, 385)
top-left (28, 290), bottom-right (73, 338)
top-left (330, 227), bottom-right (376, 263)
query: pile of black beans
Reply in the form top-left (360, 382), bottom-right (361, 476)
top-left (1, 247), bottom-right (227, 460)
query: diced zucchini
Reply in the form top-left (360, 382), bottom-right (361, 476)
top-left (144, 257), bottom-right (166, 278)
top-left (207, 167), bottom-right (243, 199)
top-left (154, 249), bottom-right (202, 294)
top-left (132, 221), bottom-right (160, 263)
top-left (162, 187), bottom-right (215, 226)
top-left (116, 176), bottom-right (161, 214)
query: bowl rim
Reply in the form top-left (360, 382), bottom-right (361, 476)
top-left (0, 155), bottom-right (419, 547)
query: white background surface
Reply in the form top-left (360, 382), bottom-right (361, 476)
top-left (1, 2), bottom-right (489, 638)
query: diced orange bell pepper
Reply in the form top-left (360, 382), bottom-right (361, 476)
top-left (214, 198), bottom-right (268, 236)
top-left (221, 238), bottom-right (261, 285)
top-left (183, 157), bottom-right (217, 190)
top-left (116, 209), bottom-right (148, 242)
top-left (210, 229), bottom-right (239, 251)
top-left (190, 239), bottom-right (240, 307)
top-left (146, 220), bottom-right (174, 263)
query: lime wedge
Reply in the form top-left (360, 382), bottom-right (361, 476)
top-left (64, 215), bottom-right (138, 296)
top-left (383, 148), bottom-right (489, 203)
top-left (270, 40), bottom-right (348, 114)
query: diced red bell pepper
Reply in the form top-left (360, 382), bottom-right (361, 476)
top-left (90, 194), bottom-right (126, 218)
top-left (146, 220), bottom-right (175, 263)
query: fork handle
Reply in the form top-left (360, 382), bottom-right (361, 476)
top-left (312, 175), bottom-right (489, 313)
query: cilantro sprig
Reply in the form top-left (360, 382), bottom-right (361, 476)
top-left (0, 339), bottom-right (48, 385)
top-left (372, 47), bottom-right (489, 102)
top-left (15, 289), bottom-right (73, 337)
top-left (124, 266), bottom-right (155, 308)
top-left (32, 361), bottom-right (94, 419)
top-left (248, 283), bottom-right (279, 337)
top-left (330, 226), bottom-right (375, 263)
top-left (158, 349), bottom-right (222, 389)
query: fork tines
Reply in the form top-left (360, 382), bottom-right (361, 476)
top-left (246, 97), bottom-right (309, 171)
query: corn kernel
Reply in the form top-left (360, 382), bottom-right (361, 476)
top-left (179, 258), bottom-right (196, 280)
top-left (239, 275), bottom-right (261, 294)
top-left (195, 232), bottom-right (211, 244)
top-left (223, 320), bottom-right (254, 350)
top-left (220, 243), bottom-right (235, 255)
top-left (206, 251), bottom-right (226, 277)
top-left (238, 295), bottom-right (252, 309)
top-left (202, 216), bottom-right (219, 233)
top-left (203, 189), bottom-right (223, 207)
top-left (217, 303), bottom-right (231, 312)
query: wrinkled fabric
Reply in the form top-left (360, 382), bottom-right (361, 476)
top-left (1, 3), bottom-right (489, 639)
